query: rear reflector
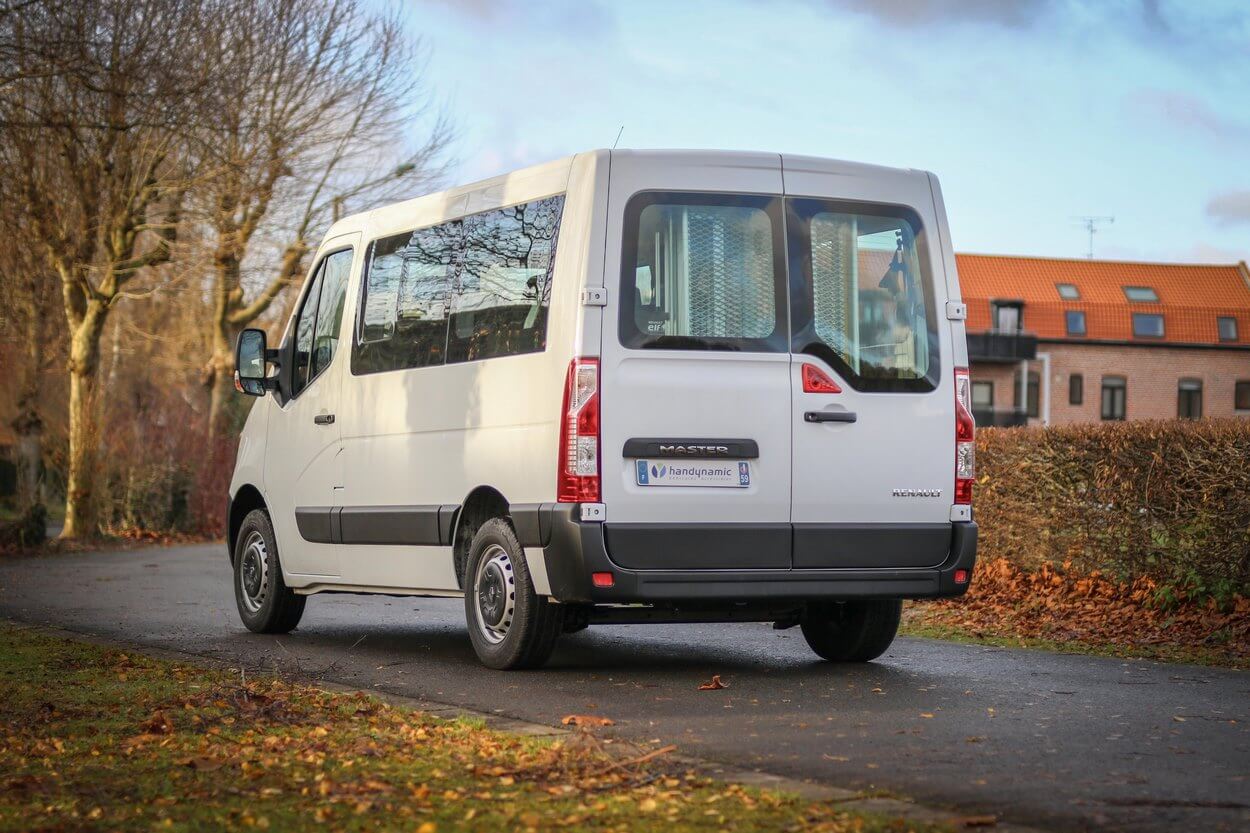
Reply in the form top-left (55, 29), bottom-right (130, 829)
top-left (591, 572), bottom-right (614, 588)
top-left (954, 568), bottom-right (969, 585)
top-left (802, 363), bottom-right (841, 393)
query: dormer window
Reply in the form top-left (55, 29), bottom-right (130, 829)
top-left (1123, 286), bottom-right (1159, 303)
top-left (1056, 283), bottom-right (1080, 300)
top-left (991, 300), bottom-right (1023, 333)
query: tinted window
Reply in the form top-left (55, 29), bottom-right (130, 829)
top-left (1178, 378), bottom-right (1202, 419)
top-left (353, 195), bottom-right (564, 375)
top-left (1218, 316), bottom-right (1238, 342)
top-left (1065, 310), bottom-right (1086, 336)
top-left (1056, 283), bottom-right (1079, 299)
top-left (788, 199), bottom-right (938, 392)
top-left (621, 192), bottom-right (785, 351)
top-left (1069, 373), bottom-right (1083, 405)
top-left (1132, 312), bottom-right (1164, 338)
top-left (1101, 376), bottom-right (1126, 421)
top-left (291, 262), bottom-right (325, 397)
top-left (447, 195), bottom-right (564, 363)
top-left (310, 249), bottom-right (353, 380)
top-left (356, 221), bottom-right (460, 374)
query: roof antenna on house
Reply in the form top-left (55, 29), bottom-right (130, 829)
top-left (1073, 215), bottom-right (1115, 259)
top-left (612, 125), bottom-right (625, 149)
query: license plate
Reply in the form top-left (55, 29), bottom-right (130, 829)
top-left (635, 460), bottom-right (751, 488)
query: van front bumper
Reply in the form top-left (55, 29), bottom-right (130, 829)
top-left (518, 505), bottom-right (978, 605)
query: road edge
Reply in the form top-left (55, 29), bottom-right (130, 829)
top-left (2, 617), bottom-right (1048, 833)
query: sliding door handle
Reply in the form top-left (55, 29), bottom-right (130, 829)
top-left (804, 410), bottom-right (857, 424)
top-left (313, 413), bottom-right (335, 426)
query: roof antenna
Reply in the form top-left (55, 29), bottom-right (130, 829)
top-left (1073, 215), bottom-right (1114, 259)
top-left (612, 125), bottom-right (625, 149)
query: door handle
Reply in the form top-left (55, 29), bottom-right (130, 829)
top-left (805, 410), bottom-right (856, 424)
top-left (313, 413), bottom-right (335, 426)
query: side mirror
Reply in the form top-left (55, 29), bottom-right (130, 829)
top-left (235, 328), bottom-right (269, 397)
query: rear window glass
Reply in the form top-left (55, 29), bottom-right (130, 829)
top-left (788, 199), bottom-right (939, 392)
top-left (619, 192), bottom-right (787, 351)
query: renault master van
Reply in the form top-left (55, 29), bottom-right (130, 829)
top-left (228, 150), bottom-right (978, 669)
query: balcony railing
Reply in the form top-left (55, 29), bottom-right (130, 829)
top-left (972, 407), bottom-right (1030, 428)
top-left (967, 330), bottom-right (1038, 363)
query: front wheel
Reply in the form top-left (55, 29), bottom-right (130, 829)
top-left (800, 600), bottom-right (902, 662)
top-left (464, 518), bottom-right (563, 669)
top-left (233, 509), bottom-right (306, 634)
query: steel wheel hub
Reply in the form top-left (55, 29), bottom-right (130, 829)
top-left (473, 545), bottom-right (516, 644)
top-left (238, 531), bottom-right (269, 614)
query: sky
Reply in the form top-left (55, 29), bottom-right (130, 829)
top-left (398, 0), bottom-right (1250, 264)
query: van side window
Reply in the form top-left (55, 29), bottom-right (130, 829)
top-left (446, 195), bottom-right (564, 363)
top-left (291, 261), bottom-right (326, 397)
top-left (620, 192), bottom-right (787, 352)
top-left (352, 195), bottom-right (564, 375)
top-left (788, 199), bottom-right (939, 392)
top-left (310, 249), bottom-right (353, 379)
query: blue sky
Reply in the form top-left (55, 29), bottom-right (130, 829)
top-left (401, 0), bottom-right (1250, 264)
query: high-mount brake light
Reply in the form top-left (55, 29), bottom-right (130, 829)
top-left (802, 363), bottom-right (842, 394)
top-left (954, 368), bottom-right (976, 505)
top-left (557, 358), bottom-right (601, 503)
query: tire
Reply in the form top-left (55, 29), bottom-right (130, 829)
top-left (464, 517), bottom-right (563, 670)
top-left (233, 508), bottom-right (306, 634)
top-left (800, 599), bottom-right (902, 663)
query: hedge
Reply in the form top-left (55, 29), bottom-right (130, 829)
top-left (975, 419), bottom-right (1250, 603)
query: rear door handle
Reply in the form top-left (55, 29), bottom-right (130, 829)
top-left (313, 413), bottom-right (335, 426)
top-left (805, 410), bottom-right (856, 424)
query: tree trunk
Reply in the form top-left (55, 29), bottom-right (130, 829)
top-left (206, 342), bottom-right (234, 439)
top-left (12, 308), bottom-right (45, 510)
top-left (60, 306), bottom-right (106, 539)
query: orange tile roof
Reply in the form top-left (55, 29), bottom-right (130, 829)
top-left (954, 254), bottom-right (1250, 346)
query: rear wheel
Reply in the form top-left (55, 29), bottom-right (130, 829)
top-left (464, 518), bottom-right (562, 670)
top-left (233, 509), bottom-right (306, 634)
top-left (800, 600), bottom-right (901, 662)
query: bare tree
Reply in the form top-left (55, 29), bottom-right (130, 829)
top-left (195, 0), bottom-right (450, 435)
top-left (0, 0), bottom-right (209, 537)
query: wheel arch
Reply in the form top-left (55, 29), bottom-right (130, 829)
top-left (228, 484), bottom-right (268, 565)
top-left (450, 486), bottom-right (513, 589)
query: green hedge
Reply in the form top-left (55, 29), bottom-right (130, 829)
top-left (975, 419), bottom-right (1250, 603)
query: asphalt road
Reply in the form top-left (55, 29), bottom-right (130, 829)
top-left (1, 544), bottom-right (1247, 833)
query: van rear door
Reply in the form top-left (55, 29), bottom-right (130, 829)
top-left (598, 152), bottom-right (792, 570)
top-left (783, 158), bottom-right (954, 569)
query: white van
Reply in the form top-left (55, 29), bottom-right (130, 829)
top-left (228, 150), bottom-right (978, 669)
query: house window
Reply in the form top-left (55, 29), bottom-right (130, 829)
top-left (1056, 283), bottom-right (1080, 299)
top-left (1123, 286), bottom-right (1159, 303)
top-left (1178, 379), bottom-right (1202, 419)
top-left (1069, 373), bottom-right (1083, 405)
top-left (972, 381), bottom-right (994, 410)
top-left (1218, 317), bottom-right (1238, 342)
top-left (1065, 310), bottom-right (1087, 336)
top-left (1014, 369), bottom-right (1039, 418)
top-left (1236, 381), bottom-right (1250, 411)
top-left (1101, 376), bottom-right (1126, 421)
top-left (992, 301), bottom-right (1023, 333)
top-left (1132, 313), bottom-right (1164, 338)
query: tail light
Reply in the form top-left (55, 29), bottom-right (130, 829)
top-left (954, 368), bottom-right (975, 505)
top-left (557, 358), bottom-right (600, 502)
top-left (801, 363), bottom-right (842, 393)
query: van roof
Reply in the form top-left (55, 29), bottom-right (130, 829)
top-left (323, 149), bottom-right (929, 238)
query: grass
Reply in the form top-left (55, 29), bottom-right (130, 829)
top-left (900, 611), bottom-right (1249, 670)
top-left (0, 624), bottom-right (954, 833)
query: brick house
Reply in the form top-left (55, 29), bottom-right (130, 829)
top-left (956, 254), bottom-right (1250, 426)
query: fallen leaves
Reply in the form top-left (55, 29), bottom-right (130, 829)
top-left (560, 714), bottom-right (614, 727)
top-left (698, 675), bottom-right (729, 691)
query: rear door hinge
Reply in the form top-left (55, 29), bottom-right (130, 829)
top-left (945, 300), bottom-right (967, 321)
top-left (581, 287), bottom-right (607, 307)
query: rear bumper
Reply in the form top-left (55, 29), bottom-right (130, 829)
top-left (523, 505), bottom-right (978, 604)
